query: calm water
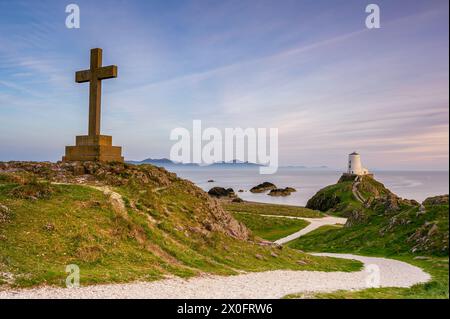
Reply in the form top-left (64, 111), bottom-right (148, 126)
top-left (168, 168), bottom-right (449, 206)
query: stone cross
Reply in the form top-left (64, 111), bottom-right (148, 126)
top-left (63, 48), bottom-right (123, 162)
top-left (75, 48), bottom-right (117, 136)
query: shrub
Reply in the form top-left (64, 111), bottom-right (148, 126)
top-left (9, 177), bottom-right (55, 200)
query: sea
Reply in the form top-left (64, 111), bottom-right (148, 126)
top-left (166, 167), bottom-right (449, 206)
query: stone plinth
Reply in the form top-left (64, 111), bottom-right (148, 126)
top-left (63, 135), bottom-right (123, 162)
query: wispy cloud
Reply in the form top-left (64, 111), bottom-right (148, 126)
top-left (0, 0), bottom-right (448, 168)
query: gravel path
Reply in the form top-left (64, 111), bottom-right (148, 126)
top-left (271, 215), bottom-right (347, 245)
top-left (0, 253), bottom-right (429, 299)
top-left (0, 211), bottom-right (430, 299)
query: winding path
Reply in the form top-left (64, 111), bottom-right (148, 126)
top-left (0, 194), bottom-right (430, 299)
top-left (0, 253), bottom-right (429, 299)
top-left (270, 215), bottom-right (347, 245)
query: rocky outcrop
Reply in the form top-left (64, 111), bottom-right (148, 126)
top-left (344, 209), bottom-right (368, 227)
top-left (422, 195), bottom-right (449, 206)
top-left (306, 192), bottom-right (341, 211)
top-left (208, 187), bottom-right (236, 198)
top-left (250, 182), bottom-right (277, 193)
top-left (407, 221), bottom-right (448, 255)
top-left (200, 197), bottom-right (250, 240)
top-left (268, 187), bottom-right (296, 197)
top-left (370, 193), bottom-right (420, 215)
top-left (404, 195), bottom-right (449, 254)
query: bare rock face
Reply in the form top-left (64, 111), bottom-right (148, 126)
top-left (202, 198), bottom-right (250, 240)
top-left (249, 182), bottom-right (277, 193)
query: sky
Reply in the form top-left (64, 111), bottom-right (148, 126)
top-left (0, 0), bottom-right (448, 170)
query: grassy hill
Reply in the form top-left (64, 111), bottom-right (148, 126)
top-left (287, 174), bottom-right (448, 299)
top-left (300, 174), bottom-right (448, 256)
top-left (0, 161), bottom-right (360, 288)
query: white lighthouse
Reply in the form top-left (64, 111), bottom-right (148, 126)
top-left (347, 152), bottom-right (369, 175)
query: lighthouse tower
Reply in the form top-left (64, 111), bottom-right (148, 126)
top-left (347, 152), bottom-right (369, 175)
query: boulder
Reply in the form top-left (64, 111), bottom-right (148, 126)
top-left (250, 182), bottom-right (277, 193)
top-left (268, 187), bottom-right (296, 197)
top-left (207, 187), bottom-right (236, 198)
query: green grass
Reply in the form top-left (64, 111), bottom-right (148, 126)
top-left (232, 212), bottom-right (310, 241)
top-left (224, 201), bottom-right (322, 218)
top-left (0, 172), bottom-right (361, 288)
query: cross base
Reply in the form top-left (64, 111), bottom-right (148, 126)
top-left (63, 135), bottom-right (124, 162)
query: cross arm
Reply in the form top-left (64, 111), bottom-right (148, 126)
top-left (75, 70), bottom-right (91, 83)
top-left (97, 65), bottom-right (118, 80)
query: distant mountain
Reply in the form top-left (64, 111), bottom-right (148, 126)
top-left (280, 165), bottom-right (329, 169)
top-left (208, 160), bottom-right (263, 168)
top-left (127, 158), bottom-right (327, 169)
top-left (126, 158), bottom-right (199, 167)
top-left (127, 158), bottom-right (264, 169)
